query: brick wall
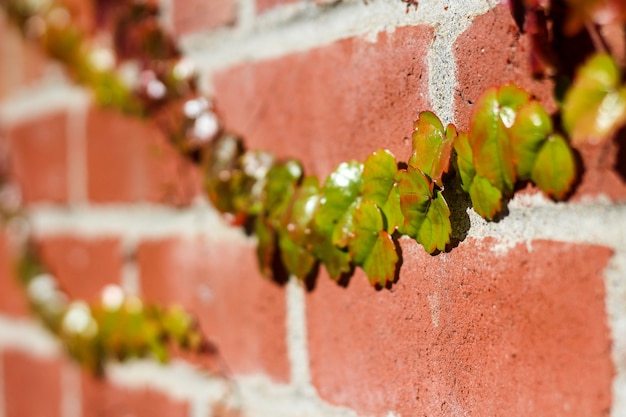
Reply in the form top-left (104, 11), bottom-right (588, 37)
top-left (1, 1), bottom-right (626, 416)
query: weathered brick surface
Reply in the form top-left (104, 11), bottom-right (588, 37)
top-left (171, 0), bottom-right (236, 36)
top-left (37, 236), bottom-right (122, 302)
top-left (213, 25), bottom-right (433, 179)
top-left (306, 238), bottom-right (614, 416)
top-left (2, 350), bottom-right (64, 417)
top-left (86, 107), bottom-right (201, 205)
top-left (137, 236), bottom-right (289, 381)
top-left (6, 112), bottom-right (69, 203)
top-left (82, 371), bottom-right (188, 417)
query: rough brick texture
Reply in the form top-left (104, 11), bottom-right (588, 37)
top-left (213, 25), bottom-right (433, 179)
top-left (86, 107), bottom-right (201, 205)
top-left (37, 235), bottom-right (123, 303)
top-left (307, 238), bottom-right (614, 416)
top-left (137, 235), bottom-right (290, 381)
top-left (171, 0), bottom-right (236, 36)
top-left (2, 351), bottom-right (64, 417)
top-left (6, 111), bottom-right (69, 203)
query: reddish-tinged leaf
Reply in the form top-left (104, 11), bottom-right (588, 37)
top-left (362, 231), bottom-right (398, 287)
top-left (396, 166), bottom-right (432, 239)
top-left (409, 111), bottom-right (455, 185)
top-left (470, 84), bottom-right (530, 194)
top-left (509, 100), bottom-right (553, 179)
top-left (416, 190), bottom-right (451, 253)
top-left (563, 53), bottom-right (626, 145)
top-left (255, 215), bottom-right (276, 279)
top-left (362, 149), bottom-right (404, 232)
top-left (453, 131), bottom-right (474, 193)
top-left (531, 133), bottom-right (577, 199)
top-left (349, 201), bottom-right (384, 265)
top-left (263, 160), bottom-right (303, 220)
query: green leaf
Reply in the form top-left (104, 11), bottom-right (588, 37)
top-left (380, 183), bottom-right (404, 234)
top-left (362, 149), bottom-right (397, 208)
top-left (281, 176), bottom-right (321, 245)
top-left (470, 84), bottom-right (530, 195)
top-left (531, 133), bottom-right (577, 199)
top-left (453, 131), bottom-right (474, 193)
top-left (409, 111), bottom-right (455, 185)
top-left (255, 215), bottom-right (276, 278)
top-left (468, 175), bottom-right (503, 220)
top-left (347, 201), bottom-right (398, 286)
top-left (396, 166), bottom-right (433, 239)
top-left (278, 232), bottom-right (317, 280)
top-left (263, 160), bottom-right (303, 220)
top-left (508, 101), bottom-right (553, 179)
top-left (331, 199), bottom-right (361, 248)
top-left (563, 53), bottom-right (626, 145)
top-left (416, 190), bottom-right (451, 253)
top-left (314, 161), bottom-right (363, 239)
top-left (310, 233), bottom-right (352, 280)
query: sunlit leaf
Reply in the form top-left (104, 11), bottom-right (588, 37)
top-left (315, 161), bottom-right (363, 233)
top-left (362, 149), bottom-right (397, 207)
top-left (508, 100), bottom-right (553, 179)
top-left (331, 199), bottom-right (361, 248)
top-left (409, 111), bottom-right (455, 185)
top-left (531, 133), bottom-right (577, 199)
top-left (281, 176), bottom-right (321, 245)
top-left (470, 84), bottom-right (530, 194)
top-left (396, 166), bottom-right (433, 239)
top-left (380, 183), bottom-right (404, 234)
top-left (263, 159), bottom-right (303, 220)
top-left (563, 53), bottom-right (626, 145)
top-left (416, 190), bottom-right (451, 253)
top-left (468, 175), bottom-right (503, 220)
top-left (362, 231), bottom-right (398, 287)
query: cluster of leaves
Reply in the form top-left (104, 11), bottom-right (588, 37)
top-left (18, 244), bottom-right (206, 374)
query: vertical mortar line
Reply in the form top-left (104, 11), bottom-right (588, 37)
top-left (120, 236), bottom-right (141, 295)
top-left (236, 0), bottom-right (256, 33)
top-left (66, 102), bottom-right (88, 205)
top-left (0, 349), bottom-right (5, 417)
top-left (605, 249), bottom-right (626, 417)
top-left (61, 363), bottom-right (81, 417)
top-left (285, 276), bottom-right (313, 393)
top-left (426, 0), bottom-right (499, 126)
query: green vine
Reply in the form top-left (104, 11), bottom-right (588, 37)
top-left (1, 0), bottom-right (626, 372)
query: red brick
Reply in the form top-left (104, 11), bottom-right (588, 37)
top-left (172, 0), bottom-right (236, 36)
top-left (213, 25), bottom-right (433, 179)
top-left (137, 236), bottom-right (289, 381)
top-left (0, 230), bottom-right (29, 316)
top-left (37, 236), bottom-right (123, 303)
top-left (3, 350), bottom-right (63, 417)
top-left (306, 238), bottom-right (613, 416)
top-left (7, 111), bottom-right (69, 204)
top-left (86, 107), bottom-right (200, 205)
top-left (82, 371), bottom-right (188, 417)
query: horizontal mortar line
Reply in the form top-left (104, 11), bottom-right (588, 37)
top-left (0, 315), bottom-right (60, 358)
top-left (0, 314), bottom-right (377, 417)
top-left (0, 82), bottom-right (89, 124)
top-left (25, 196), bottom-right (626, 248)
top-left (25, 203), bottom-right (247, 241)
top-left (463, 193), bottom-right (626, 250)
top-left (180, 0), bottom-right (498, 83)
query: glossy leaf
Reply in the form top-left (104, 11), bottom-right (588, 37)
top-left (263, 160), bottom-right (303, 219)
top-left (362, 149), bottom-right (397, 208)
top-left (348, 201), bottom-right (399, 286)
top-left (508, 100), bottom-right (553, 179)
top-left (416, 190), bottom-right (451, 253)
top-left (396, 166), bottom-right (433, 239)
top-left (315, 161), bottom-right (364, 231)
top-left (281, 176), bottom-right (321, 245)
top-left (531, 133), bottom-right (576, 199)
top-left (563, 53), bottom-right (626, 145)
top-left (409, 111), bottom-right (455, 185)
top-left (470, 84), bottom-right (530, 194)
top-left (468, 175), bottom-right (503, 220)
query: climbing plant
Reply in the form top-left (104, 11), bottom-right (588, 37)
top-left (1, 0), bottom-right (625, 372)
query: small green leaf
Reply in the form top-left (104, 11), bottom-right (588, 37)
top-left (563, 53), bottom-right (626, 145)
top-left (310, 233), bottom-right (352, 280)
top-left (453, 131), bottom-right (474, 193)
top-left (416, 190), bottom-right (451, 253)
top-left (314, 161), bottom-right (363, 239)
top-left (380, 183), bottom-right (404, 234)
top-left (255, 215), bottom-right (276, 278)
top-left (409, 111), bottom-right (455, 185)
top-left (396, 166), bottom-right (433, 239)
top-left (362, 231), bottom-right (398, 287)
top-left (468, 175), bottom-right (503, 220)
top-left (531, 133), bottom-right (576, 199)
top-left (331, 199), bottom-right (361, 248)
top-left (362, 149), bottom-right (397, 208)
top-left (470, 84), bottom-right (530, 194)
top-left (263, 160), bottom-right (303, 219)
top-left (509, 100), bottom-right (553, 180)
top-left (281, 176), bottom-right (321, 245)
top-left (349, 201), bottom-right (384, 265)
top-left (278, 232), bottom-right (317, 280)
